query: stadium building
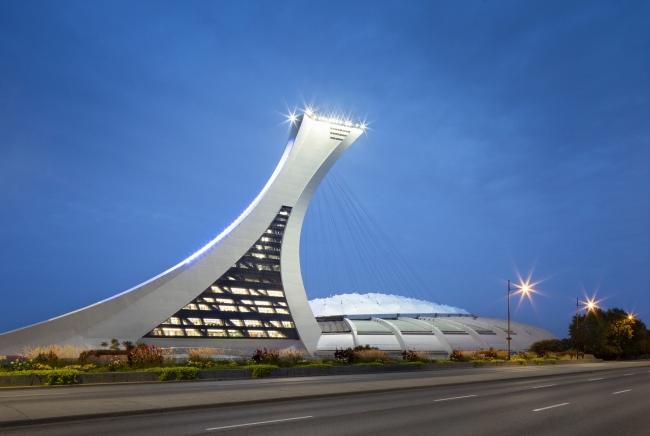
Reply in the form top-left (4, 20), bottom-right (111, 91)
top-left (0, 112), bottom-right (556, 357)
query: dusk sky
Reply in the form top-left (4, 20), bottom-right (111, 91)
top-left (1, 1), bottom-right (648, 338)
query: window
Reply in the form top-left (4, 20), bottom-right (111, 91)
top-left (267, 290), bottom-right (284, 297)
top-left (219, 305), bottom-right (237, 312)
top-left (255, 301), bottom-right (271, 306)
top-left (198, 304), bottom-right (211, 311)
top-left (269, 321), bottom-right (281, 328)
top-left (281, 321), bottom-right (295, 328)
top-left (276, 308), bottom-right (289, 314)
top-left (230, 319), bottom-right (244, 326)
top-left (276, 302), bottom-right (287, 307)
top-left (238, 306), bottom-right (250, 312)
top-left (203, 318), bottom-right (223, 326)
top-left (228, 330), bottom-right (244, 337)
top-left (230, 288), bottom-right (248, 295)
top-left (244, 320), bottom-right (263, 327)
top-left (162, 328), bottom-right (184, 336)
top-left (210, 286), bottom-right (223, 293)
top-left (258, 307), bottom-right (274, 314)
top-left (241, 300), bottom-right (254, 305)
top-left (185, 329), bottom-right (201, 336)
top-left (267, 331), bottom-right (286, 338)
top-left (207, 329), bottom-right (227, 337)
top-left (252, 253), bottom-right (265, 259)
top-left (248, 330), bottom-right (267, 338)
top-left (183, 304), bottom-right (198, 310)
top-left (151, 328), bottom-right (163, 336)
top-left (203, 297), bottom-right (215, 303)
top-left (215, 298), bottom-right (234, 304)
top-left (163, 317), bottom-right (181, 325)
top-left (187, 318), bottom-right (202, 325)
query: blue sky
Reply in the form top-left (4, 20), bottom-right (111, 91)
top-left (0, 1), bottom-right (648, 338)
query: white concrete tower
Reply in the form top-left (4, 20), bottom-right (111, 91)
top-left (0, 113), bottom-right (365, 356)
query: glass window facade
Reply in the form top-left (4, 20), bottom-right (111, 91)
top-left (145, 206), bottom-right (299, 340)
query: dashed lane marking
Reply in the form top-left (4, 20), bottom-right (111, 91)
top-left (433, 395), bottom-right (477, 402)
top-left (206, 416), bottom-right (313, 431)
top-left (613, 390), bottom-right (631, 395)
top-left (533, 403), bottom-right (570, 412)
top-left (532, 384), bottom-right (556, 389)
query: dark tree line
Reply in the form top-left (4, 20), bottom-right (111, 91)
top-left (569, 307), bottom-right (648, 360)
top-left (530, 308), bottom-right (648, 360)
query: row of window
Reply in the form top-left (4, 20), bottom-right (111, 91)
top-left (209, 286), bottom-right (285, 297)
top-left (331, 127), bottom-right (351, 133)
top-left (330, 137), bottom-right (344, 141)
top-left (151, 327), bottom-right (287, 338)
top-left (162, 317), bottom-right (294, 328)
top-left (180, 304), bottom-right (289, 314)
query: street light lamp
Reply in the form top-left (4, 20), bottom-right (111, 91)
top-left (506, 280), bottom-right (532, 360)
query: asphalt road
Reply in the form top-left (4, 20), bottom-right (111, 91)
top-left (0, 365), bottom-right (648, 436)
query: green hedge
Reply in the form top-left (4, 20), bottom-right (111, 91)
top-left (143, 367), bottom-right (200, 381)
top-left (0, 369), bottom-right (81, 385)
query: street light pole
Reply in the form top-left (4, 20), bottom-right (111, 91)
top-left (576, 298), bottom-right (579, 360)
top-left (507, 280), bottom-right (511, 360)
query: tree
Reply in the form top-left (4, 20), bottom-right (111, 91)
top-left (568, 307), bottom-right (648, 359)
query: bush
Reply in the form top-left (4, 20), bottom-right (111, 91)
top-left (450, 348), bottom-right (466, 361)
top-left (147, 366), bottom-right (199, 381)
top-left (0, 369), bottom-right (80, 385)
top-left (251, 347), bottom-right (280, 365)
top-left (334, 348), bottom-right (356, 363)
top-left (35, 350), bottom-right (58, 366)
top-left (402, 350), bottom-right (432, 362)
top-left (127, 344), bottom-right (164, 368)
top-left (355, 348), bottom-right (387, 363)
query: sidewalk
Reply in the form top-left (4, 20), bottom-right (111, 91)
top-left (0, 360), bottom-right (648, 427)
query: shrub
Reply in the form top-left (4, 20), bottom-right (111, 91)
top-left (35, 350), bottom-right (58, 366)
top-left (484, 348), bottom-right (498, 359)
top-left (450, 348), bottom-right (465, 361)
top-left (147, 366), bottom-right (199, 381)
top-left (0, 369), bottom-right (80, 385)
top-left (127, 344), bottom-right (164, 368)
top-left (23, 345), bottom-right (88, 360)
top-left (334, 348), bottom-right (356, 363)
top-left (402, 350), bottom-right (431, 362)
top-left (107, 359), bottom-right (126, 372)
top-left (277, 349), bottom-right (307, 367)
top-left (355, 348), bottom-right (387, 363)
top-left (251, 347), bottom-right (280, 365)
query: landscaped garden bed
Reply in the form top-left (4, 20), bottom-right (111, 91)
top-left (0, 342), bottom-right (583, 387)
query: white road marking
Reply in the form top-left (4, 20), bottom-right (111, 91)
top-left (533, 403), bottom-right (570, 412)
top-left (206, 416), bottom-right (313, 431)
top-left (613, 390), bottom-right (631, 395)
top-left (433, 395), bottom-right (477, 402)
top-left (532, 384), bottom-right (556, 389)
top-left (0, 392), bottom-right (71, 398)
top-left (588, 378), bottom-right (603, 381)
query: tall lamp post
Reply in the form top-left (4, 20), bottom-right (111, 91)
top-left (575, 299), bottom-right (597, 360)
top-left (507, 280), bottom-right (530, 360)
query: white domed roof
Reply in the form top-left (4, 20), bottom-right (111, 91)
top-left (308, 293), bottom-right (468, 316)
